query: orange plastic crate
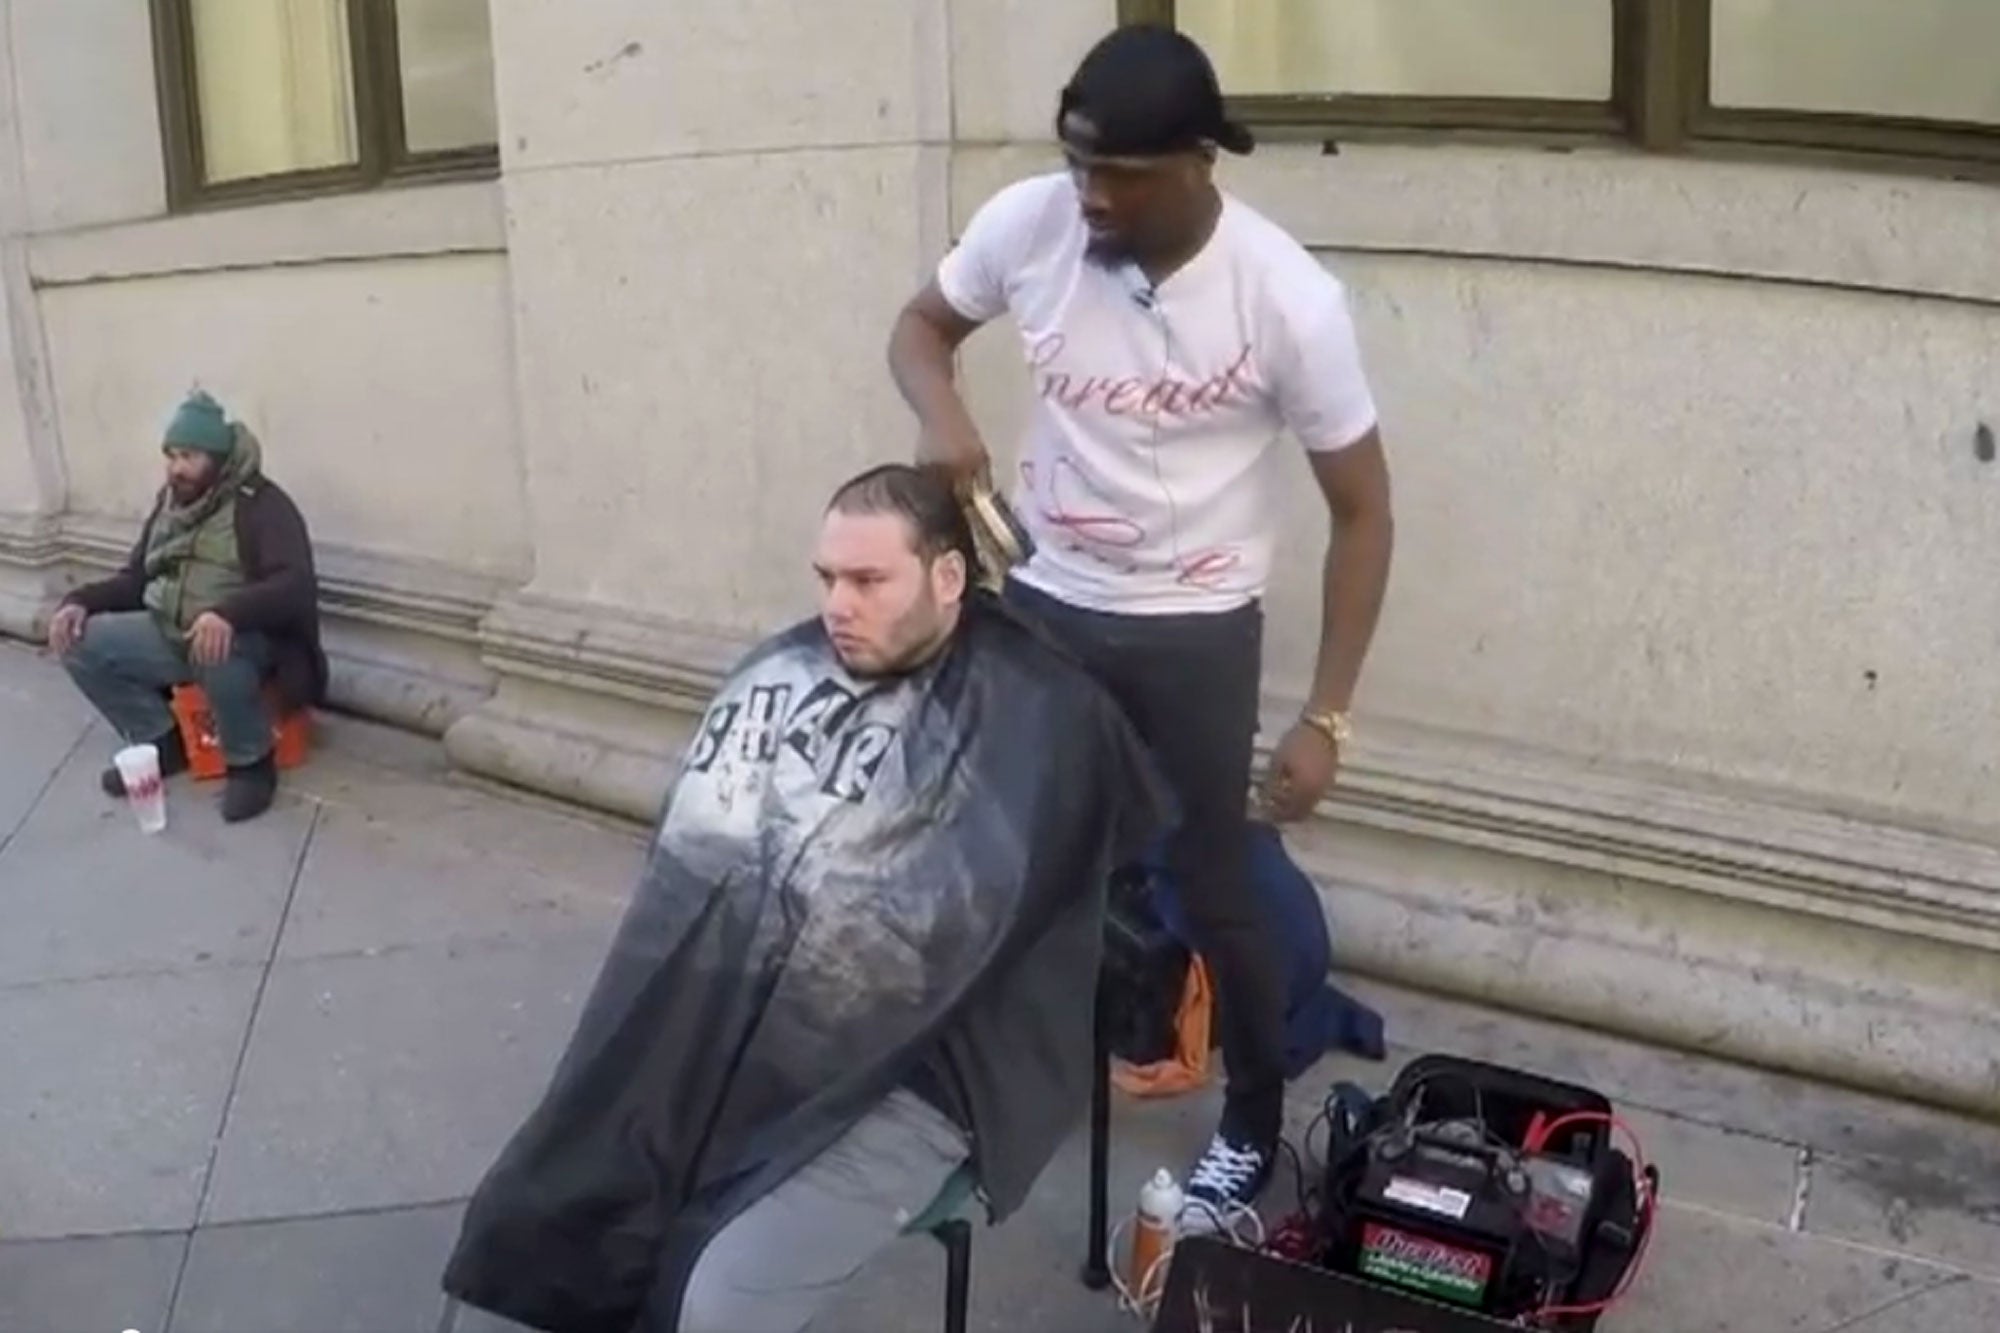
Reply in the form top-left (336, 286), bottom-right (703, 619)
top-left (170, 683), bottom-right (312, 781)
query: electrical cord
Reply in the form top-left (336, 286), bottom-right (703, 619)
top-left (1304, 1081), bottom-right (1657, 1325)
top-left (1408, 1070), bottom-right (1519, 1159)
top-left (1102, 1098), bottom-right (1656, 1324)
top-left (1263, 1136), bottom-right (1322, 1264)
top-left (1105, 1196), bottom-right (1267, 1320)
top-left (1104, 1126), bottom-right (1316, 1322)
top-left (1104, 1210), bottom-right (1176, 1318)
top-left (1274, 1135), bottom-right (1314, 1218)
top-left (1522, 1110), bottom-right (1658, 1325)
top-left (1302, 1088), bottom-right (1341, 1179)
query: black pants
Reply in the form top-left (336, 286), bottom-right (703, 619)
top-left (1005, 578), bottom-right (1288, 1149)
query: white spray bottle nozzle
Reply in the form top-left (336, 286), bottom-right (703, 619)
top-left (1138, 1167), bottom-right (1184, 1225)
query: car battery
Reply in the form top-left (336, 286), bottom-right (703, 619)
top-left (1340, 1126), bottom-right (1529, 1312)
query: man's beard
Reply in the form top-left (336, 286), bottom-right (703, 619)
top-left (834, 599), bottom-right (953, 680)
top-left (168, 479), bottom-right (212, 506)
top-left (839, 629), bottom-right (942, 680)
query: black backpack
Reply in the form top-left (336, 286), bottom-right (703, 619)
top-left (1099, 864), bottom-right (1195, 1066)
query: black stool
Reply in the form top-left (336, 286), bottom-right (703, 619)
top-left (917, 980), bottom-right (1115, 1332)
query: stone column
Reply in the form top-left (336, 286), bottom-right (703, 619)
top-left (445, 0), bottom-right (955, 817)
top-left (0, 0), bottom-right (70, 638)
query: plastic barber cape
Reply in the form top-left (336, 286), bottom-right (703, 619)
top-left (442, 592), bottom-right (1170, 1332)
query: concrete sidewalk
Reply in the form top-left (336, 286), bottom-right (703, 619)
top-left (3, 636), bottom-right (1997, 1333)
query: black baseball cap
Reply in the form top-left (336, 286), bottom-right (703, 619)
top-left (1056, 24), bottom-right (1255, 161)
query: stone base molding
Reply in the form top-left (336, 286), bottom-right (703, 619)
top-left (7, 522), bottom-right (1996, 1118)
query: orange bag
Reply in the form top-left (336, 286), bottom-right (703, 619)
top-left (1111, 954), bottom-right (1214, 1098)
top-left (170, 683), bottom-right (312, 781)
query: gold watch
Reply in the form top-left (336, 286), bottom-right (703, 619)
top-left (1299, 707), bottom-right (1353, 749)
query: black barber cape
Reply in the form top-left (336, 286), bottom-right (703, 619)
top-left (442, 592), bottom-right (1170, 1332)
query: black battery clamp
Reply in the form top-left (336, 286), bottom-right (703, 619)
top-left (1311, 1054), bottom-right (1659, 1330)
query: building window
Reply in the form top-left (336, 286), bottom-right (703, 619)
top-left (1170, 0), bottom-right (1622, 136)
top-left (1696, 0), bottom-right (2000, 165)
top-left (151, 0), bottom-right (499, 210)
top-left (1123, 0), bottom-right (2000, 175)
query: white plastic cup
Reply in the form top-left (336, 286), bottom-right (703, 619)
top-left (113, 743), bottom-right (167, 834)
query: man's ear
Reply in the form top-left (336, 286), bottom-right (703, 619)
top-left (935, 549), bottom-right (970, 603)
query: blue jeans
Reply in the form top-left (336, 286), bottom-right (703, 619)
top-left (61, 611), bottom-right (274, 767)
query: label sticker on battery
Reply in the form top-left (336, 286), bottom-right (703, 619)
top-left (1384, 1175), bottom-right (1473, 1220)
top-left (1358, 1221), bottom-right (1493, 1307)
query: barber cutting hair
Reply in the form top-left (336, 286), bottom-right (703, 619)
top-left (888, 22), bottom-right (1396, 1219)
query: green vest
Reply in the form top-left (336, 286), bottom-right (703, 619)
top-left (144, 495), bottom-right (246, 632)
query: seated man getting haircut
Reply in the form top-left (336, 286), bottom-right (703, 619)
top-left (444, 464), bottom-right (1169, 1333)
top-left (46, 389), bottom-right (325, 823)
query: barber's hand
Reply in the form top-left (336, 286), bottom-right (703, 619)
top-left (919, 425), bottom-right (993, 493)
top-left (1261, 722), bottom-right (1340, 823)
top-left (47, 604), bottom-right (87, 656)
top-left (186, 611), bottom-right (235, 667)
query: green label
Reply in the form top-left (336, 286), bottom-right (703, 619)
top-left (1358, 1223), bottom-right (1491, 1307)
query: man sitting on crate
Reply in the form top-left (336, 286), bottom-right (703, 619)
top-left (45, 389), bottom-right (326, 824)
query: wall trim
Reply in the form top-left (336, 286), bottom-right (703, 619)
top-left (474, 589), bottom-right (746, 713)
top-left (463, 577), bottom-right (2000, 963)
top-left (26, 179), bottom-right (506, 288)
top-left (1306, 242), bottom-right (2000, 312)
top-left (1243, 141), bottom-right (2000, 308)
top-left (950, 142), bottom-right (2000, 308)
top-left (0, 509), bottom-right (61, 564)
top-left (0, 511), bottom-right (62, 637)
top-left (7, 528), bottom-right (1997, 1112)
top-left (58, 511), bottom-right (506, 644)
top-left (1283, 818), bottom-right (2000, 1121)
top-left (56, 513), bottom-right (509, 736)
top-left (436, 590), bottom-right (755, 819)
top-left (1315, 717), bottom-right (2000, 956)
top-left (474, 587), bottom-right (2000, 957)
top-left (25, 521), bottom-right (2000, 956)
top-left (442, 580), bottom-right (2000, 1117)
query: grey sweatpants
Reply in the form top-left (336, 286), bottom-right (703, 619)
top-left (678, 1089), bottom-right (972, 1333)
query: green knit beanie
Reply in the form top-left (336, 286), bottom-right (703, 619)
top-left (162, 389), bottom-right (234, 457)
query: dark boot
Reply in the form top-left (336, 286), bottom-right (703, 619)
top-left (221, 752), bottom-right (278, 823)
top-left (101, 728), bottom-right (191, 797)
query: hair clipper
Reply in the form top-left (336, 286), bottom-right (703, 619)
top-left (962, 484), bottom-right (1035, 589)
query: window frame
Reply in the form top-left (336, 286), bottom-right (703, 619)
top-left (149, 0), bottom-right (500, 213)
top-left (1125, 0), bottom-right (2000, 178)
top-left (1682, 1), bottom-right (2000, 171)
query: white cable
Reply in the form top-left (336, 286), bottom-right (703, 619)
top-left (1104, 1200), bottom-right (1271, 1322)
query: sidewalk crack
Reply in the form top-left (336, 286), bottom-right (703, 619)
top-left (1815, 1272), bottom-right (1971, 1333)
top-left (161, 798), bottom-right (323, 1332)
top-left (0, 719), bottom-right (90, 857)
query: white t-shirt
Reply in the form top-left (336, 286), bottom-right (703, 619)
top-left (937, 171), bottom-right (1379, 615)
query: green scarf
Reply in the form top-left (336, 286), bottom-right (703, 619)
top-left (143, 422), bottom-right (264, 580)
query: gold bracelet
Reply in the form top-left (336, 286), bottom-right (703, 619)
top-left (1300, 708), bottom-right (1352, 749)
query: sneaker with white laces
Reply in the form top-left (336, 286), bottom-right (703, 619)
top-left (1179, 1133), bottom-right (1273, 1232)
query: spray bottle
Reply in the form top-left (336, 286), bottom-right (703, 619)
top-left (1126, 1167), bottom-right (1185, 1304)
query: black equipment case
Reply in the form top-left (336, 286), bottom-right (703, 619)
top-left (1316, 1054), bottom-right (1657, 1330)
